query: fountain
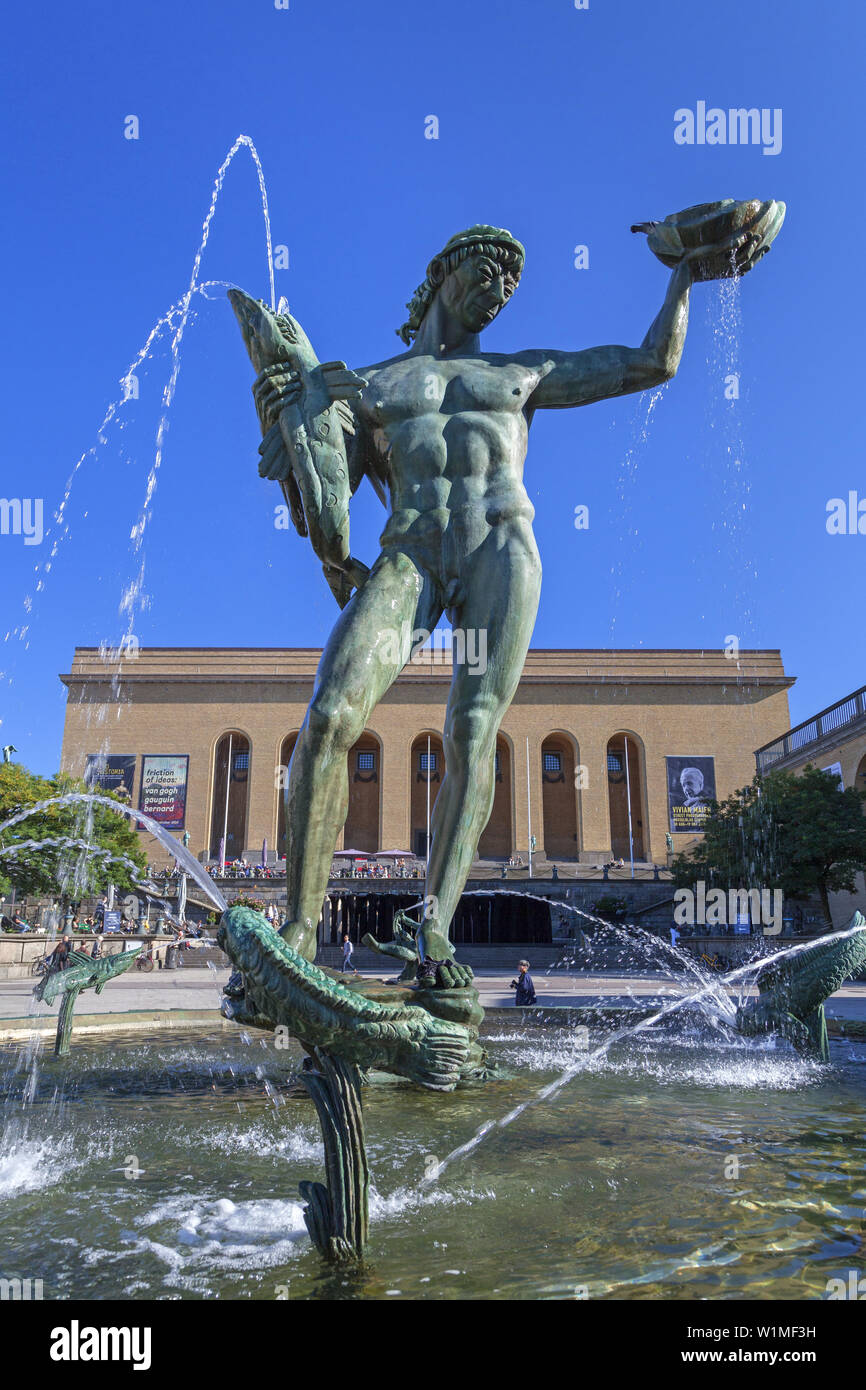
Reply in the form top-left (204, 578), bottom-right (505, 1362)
top-left (208, 192), bottom-right (865, 1271)
top-left (3, 155), bottom-right (864, 1298)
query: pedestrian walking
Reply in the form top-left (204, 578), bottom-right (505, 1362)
top-left (510, 959), bottom-right (537, 1006)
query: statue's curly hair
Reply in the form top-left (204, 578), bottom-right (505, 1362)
top-left (397, 224), bottom-right (525, 346)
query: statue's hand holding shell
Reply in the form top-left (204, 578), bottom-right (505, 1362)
top-left (631, 199), bottom-right (785, 281)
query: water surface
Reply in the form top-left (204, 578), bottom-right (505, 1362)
top-left (1, 1022), bottom-right (863, 1300)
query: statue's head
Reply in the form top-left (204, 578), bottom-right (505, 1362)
top-left (397, 224), bottom-right (525, 345)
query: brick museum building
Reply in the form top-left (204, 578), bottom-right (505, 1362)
top-left (59, 646), bottom-right (794, 872)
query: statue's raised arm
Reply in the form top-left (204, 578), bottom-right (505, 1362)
top-left (522, 199), bottom-right (785, 413)
top-left (228, 289), bottom-right (376, 608)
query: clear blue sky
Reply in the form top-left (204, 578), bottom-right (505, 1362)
top-left (1, 0), bottom-right (863, 777)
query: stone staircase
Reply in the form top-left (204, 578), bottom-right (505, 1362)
top-left (315, 942), bottom-right (567, 972)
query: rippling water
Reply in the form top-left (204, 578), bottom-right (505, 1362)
top-left (0, 1023), bottom-right (863, 1300)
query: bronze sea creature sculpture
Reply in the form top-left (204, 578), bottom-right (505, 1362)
top-left (33, 945), bottom-right (142, 1056)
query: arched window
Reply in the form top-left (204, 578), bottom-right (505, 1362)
top-left (541, 734), bottom-right (579, 860)
top-left (209, 732), bottom-right (251, 860)
top-left (606, 733), bottom-right (645, 861)
top-left (343, 732), bottom-right (381, 854)
top-left (478, 734), bottom-right (513, 859)
top-left (410, 733), bottom-right (445, 861)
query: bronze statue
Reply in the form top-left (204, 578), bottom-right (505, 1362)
top-left (224, 204), bottom-right (786, 1259)
top-left (229, 203), bottom-right (783, 984)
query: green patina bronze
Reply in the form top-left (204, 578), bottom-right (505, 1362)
top-left (218, 906), bottom-right (484, 1090)
top-left (224, 203), bottom-right (784, 1260)
top-left (297, 1048), bottom-right (369, 1263)
top-left (33, 946), bottom-right (142, 1056)
top-left (736, 912), bottom-right (866, 1062)
top-left (227, 204), bottom-right (780, 983)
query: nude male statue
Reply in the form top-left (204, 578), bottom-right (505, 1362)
top-left (250, 220), bottom-right (765, 985)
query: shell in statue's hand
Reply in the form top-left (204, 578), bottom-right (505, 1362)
top-left (631, 199), bottom-right (785, 280)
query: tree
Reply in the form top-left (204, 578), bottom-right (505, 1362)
top-left (673, 765), bottom-right (866, 928)
top-left (0, 762), bottom-right (147, 905)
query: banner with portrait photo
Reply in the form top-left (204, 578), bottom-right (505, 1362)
top-left (85, 753), bottom-right (136, 798)
top-left (666, 755), bottom-right (716, 833)
top-left (139, 755), bottom-right (189, 829)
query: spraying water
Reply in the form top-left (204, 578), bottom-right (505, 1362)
top-left (609, 385), bottom-right (666, 643)
top-left (423, 917), bottom-right (866, 1186)
top-left (704, 267), bottom-right (755, 643)
top-left (122, 135), bottom-right (275, 642)
top-left (4, 134), bottom-right (275, 684)
top-left (0, 793), bottom-right (227, 913)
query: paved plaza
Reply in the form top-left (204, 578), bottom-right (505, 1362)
top-left (3, 967), bottom-right (865, 1030)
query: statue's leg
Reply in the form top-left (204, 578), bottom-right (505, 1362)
top-left (420, 522), bottom-right (542, 961)
top-left (282, 549), bottom-right (441, 960)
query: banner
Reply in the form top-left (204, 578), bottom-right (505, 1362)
top-left (139, 755), bottom-right (189, 829)
top-left (85, 753), bottom-right (136, 796)
top-left (666, 755), bottom-right (716, 833)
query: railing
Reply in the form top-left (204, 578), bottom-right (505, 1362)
top-left (756, 684), bottom-right (866, 774)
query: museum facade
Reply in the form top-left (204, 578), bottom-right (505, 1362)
top-left (59, 646), bottom-right (794, 867)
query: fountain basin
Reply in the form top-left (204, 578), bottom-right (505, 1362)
top-left (1, 1020), bottom-right (863, 1300)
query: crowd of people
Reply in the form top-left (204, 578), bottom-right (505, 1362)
top-left (204, 860), bottom-right (284, 880)
top-left (199, 856), bottom-right (429, 880)
top-left (331, 858), bottom-right (425, 880)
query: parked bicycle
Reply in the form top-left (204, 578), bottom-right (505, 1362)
top-left (699, 951), bottom-right (728, 972)
top-left (135, 943), bottom-right (157, 972)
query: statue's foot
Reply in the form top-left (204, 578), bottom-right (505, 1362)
top-left (363, 911), bottom-right (474, 990)
top-left (416, 924), bottom-right (474, 990)
top-left (415, 958), bottom-right (475, 989)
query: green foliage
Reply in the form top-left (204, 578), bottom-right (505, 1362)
top-left (673, 765), bottom-right (866, 926)
top-left (0, 763), bottom-right (147, 903)
top-left (227, 894), bottom-right (267, 915)
top-left (593, 894), bottom-right (628, 919)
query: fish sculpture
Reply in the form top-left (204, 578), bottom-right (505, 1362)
top-left (228, 288), bottom-right (378, 608)
top-left (34, 946), bottom-right (142, 1005)
top-left (33, 945), bottom-right (142, 1055)
top-left (735, 911), bottom-right (866, 1061)
top-left (218, 906), bottom-right (479, 1091)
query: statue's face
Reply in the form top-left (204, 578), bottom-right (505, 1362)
top-left (438, 252), bottom-right (520, 333)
